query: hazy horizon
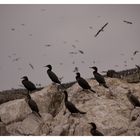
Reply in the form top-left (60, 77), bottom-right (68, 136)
top-left (0, 4), bottom-right (140, 90)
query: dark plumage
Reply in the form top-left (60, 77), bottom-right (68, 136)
top-left (44, 65), bottom-right (61, 84)
top-left (94, 22), bottom-right (108, 37)
top-left (127, 90), bottom-right (140, 108)
top-left (21, 76), bottom-right (36, 92)
top-left (76, 72), bottom-right (96, 93)
top-left (25, 94), bottom-right (41, 117)
top-left (89, 66), bottom-right (108, 88)
top-left (89, 122), bottom-right (104, 136)
top-left (63, 91), bottom-right (86, 114)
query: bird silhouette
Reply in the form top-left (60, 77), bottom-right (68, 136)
top-left (44, 65), bottom-right (62, 85)
top-left (89, 66), bottom-right (108, 88)
top-left (63, 91), bottom-right (86, 114)
top-left (25, 94), bottom-right (41, 117)
top-left (127, 90), bottom-right (140, 108)
top-left (21, 76), bottom-right (36, 93)
top-left (89, 122), bottom-right (104, 136)
top-left (95, 22), bottom-right (108, 37)
top-left (76, 72), bottom-right (96, 93)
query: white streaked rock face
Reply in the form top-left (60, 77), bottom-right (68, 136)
top-left (0, 78), bottom-right (140, 136)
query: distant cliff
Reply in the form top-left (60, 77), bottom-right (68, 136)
top-left (0, 77), bottom-right (140, 136)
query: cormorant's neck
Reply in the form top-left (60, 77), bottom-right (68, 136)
top-left (64, 92), bottom-right (68, 102)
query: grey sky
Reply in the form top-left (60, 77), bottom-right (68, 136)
top-left (0, 5), bottom-right (140, 90)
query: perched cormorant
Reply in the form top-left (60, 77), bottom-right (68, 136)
top-left (89, 122), bottom-right (104, 136)
top-left (89, 66), bottom-right (108, 88)
top-left (25, 94), bottom-right (41, 117)
top-left (44, 64), bottom-right (61, 84)
top-left (76, 72), bottom-right (96, 93)
top-left (127, 90), bottom-right (140, 108)
top-left (63, 91), bottom-right (86, 114)
top-left (21, 76), bottom-right (36, 93)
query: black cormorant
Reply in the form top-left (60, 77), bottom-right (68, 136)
top-left (25, 94), bottom-right (41, 117)
top-left (63, 91), bottom-right (86, 114)
top-left (89, 66), bottom-right (108, 88)
top-left (127, 90), bottom-right (140, 108)
top-left (89, 122), bottom-right (104, 136)
top-left (76, 72), bottom-right (96, 93)
top-left (21, 76), bottom-right (36, 93)
top-left (44, 65), bottom-right (61, 84)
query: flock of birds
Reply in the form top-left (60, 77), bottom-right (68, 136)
top-left (20, 64), bottom-right (140, 136)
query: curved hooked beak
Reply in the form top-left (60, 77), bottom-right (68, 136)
top-left (89, 67), bottom-right (93, 69)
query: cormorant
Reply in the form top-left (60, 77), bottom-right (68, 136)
top-left (25, 94), bottom-right (41, 117)
top-left (89, 122), bottom-right (104, 136)
top-left (127, 90), bottom-right (140, 108)
top-left (89, 66), bottom-right (108, 88)
top-left (76, 72), bottom-right (96, 93)
top-left (63, 91), bottom-right (86, 114)
top-left (44, 64), bottom-right (61, 84)
top-left (21, 76), bottom-right (36, 93)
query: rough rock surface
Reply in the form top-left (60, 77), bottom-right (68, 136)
top-left (0, 78), bottom-right (140, 136)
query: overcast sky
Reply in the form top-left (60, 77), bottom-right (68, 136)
top-left (0, 4), bottom-right (140, 90)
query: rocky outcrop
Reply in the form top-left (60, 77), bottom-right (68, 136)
top-left (0, 78), bottom-right (140, 136)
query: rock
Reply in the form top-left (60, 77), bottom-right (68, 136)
top-left (0, 99), bottom-right (30, 124)
top-left (0, 122), bottom-right (10, 136)
top-left (6, 113), bottom-right (53, 135)
top-left (0, 79), bottom-right (140, 135)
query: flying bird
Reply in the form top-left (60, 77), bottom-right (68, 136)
top-left (12, 57), bottom-right (20, 62)
top-left (11, 28), bottom-right (15, 31)
top-left (69, 52), bottom-right (78, 55)
top-left (45, 44), bottom-right (51, 47)
top-left (73, 67), bottom-right (79, 73)
top-left (29, 63), bottom-right (34, 69)
top-left (123, 20), bottom-right (132, 24)
top-left (78, 50), bottom-right (84, 54)
top-left (72, 45), bottom-right (76, 48)
top-left (133, 51), bottom-right (139, 56)
top-left (89, 26), bottom-right (93, 29)
top-left (94, 22), bottom-right (108, 37)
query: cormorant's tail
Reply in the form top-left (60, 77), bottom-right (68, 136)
top-left (103, 83), bottom-right (109, 88)
top-left (37, 112), bottom-right (42, 118)
top-left (60, 83), bottom-right (65, 89)
top-left (79, 111), bottom-right (86, 114)
top-left (90, 89), bottom-right (96, 93)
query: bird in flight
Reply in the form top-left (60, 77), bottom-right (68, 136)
top-left (123, 20), bottom-right (132, 24)
top-left (133, 50), bottom-right (139, 56)
top-left (94, 22), bottom-right (108, 37)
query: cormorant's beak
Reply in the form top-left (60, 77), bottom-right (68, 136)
top-left (89, 67), bottom-right (93, 69)
top-left (44, 65), bottom-right (47, 67)
top-left (88, 123), bottom-right (92, 125)
top-left (21, 77), bottom-right (24, 79)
